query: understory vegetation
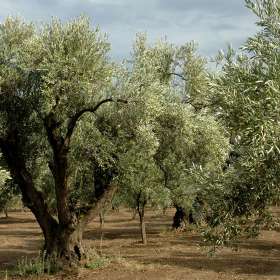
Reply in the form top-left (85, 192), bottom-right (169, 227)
top-left (0, 0), bottom-right (280, 275)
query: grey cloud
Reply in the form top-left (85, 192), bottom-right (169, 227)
top-left (157, 0), bottom-right (250, 16)
top-left (0, 0), bottom-right (258, 61)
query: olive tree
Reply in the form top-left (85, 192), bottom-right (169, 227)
top-left (96, 34), bottom-right (229, 239)
top-left (91, 35), bottom-right (174, 244)
top-left (0, 17), bottom-right (122, 263)
top-left (204, 0), bottom-right (280, 245)
top-left (152, 41), bottom-right (229, 229)
top-left (154, 104), bottom-right (229, 229)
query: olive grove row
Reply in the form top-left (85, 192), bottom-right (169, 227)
top-left (0, 0), bottom-right (279, 266)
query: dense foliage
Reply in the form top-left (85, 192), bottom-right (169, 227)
top-left (0, 0), bottom-right (279, 267)
top-left (201, 0), bottom-right (280, 246)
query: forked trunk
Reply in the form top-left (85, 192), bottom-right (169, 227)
top-left (1, 110), bottom-right (118, 269)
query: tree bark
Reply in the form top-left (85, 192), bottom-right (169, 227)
top-left (0, 133), bottom-right (59, 246)
top-left (44, 114), bottom-right (74, 230)
top-left (79, 184), bottom-right (117, 226)
top-left (42, 105), bottom-right (119, 263)
top-left (43, 222), bottom-right (84, 262)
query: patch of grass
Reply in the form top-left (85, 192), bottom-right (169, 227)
top-left (15, 252), bottom-right (61, 277)
top-left (113, 256), bottom-right (157, 271)
top-left (0, 270), bottom-right (9, 280)
top-left (84, 256), bottom-right (110, 270)
top-left (158, 225), bottom-right (173, 236)
top-left (84, 247), bottom-right (111, 270)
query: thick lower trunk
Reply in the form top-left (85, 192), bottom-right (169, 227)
top-left (172, 206), bottom-right (187, 230)
top-left (44, 223), bottom-right (84, 264)
top-left (1, 127), bottom-right (117, 268)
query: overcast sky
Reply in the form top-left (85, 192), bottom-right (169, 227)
top-left (0, 0), bottom-right (258, 61)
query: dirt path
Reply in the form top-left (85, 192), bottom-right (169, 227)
top-left (0, 208), bottom-right (280, 280)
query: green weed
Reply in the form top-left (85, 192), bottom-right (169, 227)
top-left (15, 251), bottom-right (61, 276)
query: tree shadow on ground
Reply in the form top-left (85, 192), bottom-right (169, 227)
top-left (84, 220), bottom-right (173, 241)
top-left (236, 239), bottom-right (280, 252)
top-left (0, 229), bottom-right (42, 238)
top-left (84, 226), bottom-right (140, 241)
top-left (0, 217), bottom-right (35, 225)
top-left (135, 254), bottom-right (280, 276)
top-left (0, 238), bottom-right (43, 269)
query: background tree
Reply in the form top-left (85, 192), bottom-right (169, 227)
top-left (93, 34), bottom-right (230, 237)
top-left (152, 41), bottom-right (229, 229)
top-left (154, 102), bottom-right (229, 229)
top-left (91, 34), bottom-right (174, 245)
top-left (203, 0), bottom-right (280, 246)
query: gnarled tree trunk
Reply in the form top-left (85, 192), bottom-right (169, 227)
top-left (0, 132), bottom-right (117, 265)
top-left (43, 222), bottom-right (84, 262)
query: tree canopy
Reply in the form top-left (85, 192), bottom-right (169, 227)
top-left (201, 0), bottom-right (280, 246)
top-left (1, 0), bottom-right (280, 267)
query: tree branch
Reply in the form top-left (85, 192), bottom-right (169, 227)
top-left (79, 184), bottom-right (118, 227)
top-left (64, 98), bottom-right (128, 148)
top-left (0, 133), bottom-right (58, 238)
top-left (169, 72), bottom-right (187, 82)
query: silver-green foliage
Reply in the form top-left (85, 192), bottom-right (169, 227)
top-left (0, 16), bottom-right (230, 243)
top-left (204, 0), bottom-right (280, 245)
top-left (0, 16), bottom-right (113, 212)
top-left (107, 35), bottom-right (229, 212)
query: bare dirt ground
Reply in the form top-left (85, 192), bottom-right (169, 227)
top-left (0, 208), bottom-right (280, 280)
